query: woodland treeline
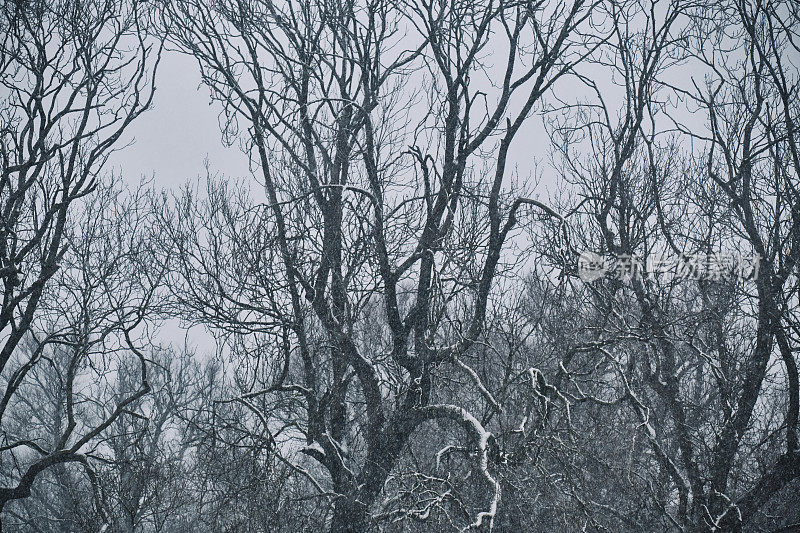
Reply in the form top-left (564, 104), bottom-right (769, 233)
top-left (1, 0), bottom-right (799, 531)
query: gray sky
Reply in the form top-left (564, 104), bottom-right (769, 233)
top-left (111, 51), bottom-right (251, 189)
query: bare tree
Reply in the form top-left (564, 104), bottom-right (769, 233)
top-left (157, 0), bottom-right (602, 530)
top-left (3, 0), bottom-right (793, 530)
top-left (0, 0), bottom-right (160, 522)
top-left (0, 181), bottom-right (164, 529)
top-left (534, 0), bottom-right (800, 530)
top-left (681, 1), bottom-right (800, 528)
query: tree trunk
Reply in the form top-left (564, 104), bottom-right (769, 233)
top-left (329, 497), bottom-right (371, 533)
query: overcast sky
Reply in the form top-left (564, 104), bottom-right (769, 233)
top-left (109, 48), bottom-right (565, 197)
top-left (111, 51), bottom-right (251, 190)
top-left (110, 48), bottom-right (715, 204)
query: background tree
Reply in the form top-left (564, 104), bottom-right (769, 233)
top-left (0, 182), bottom-right (164, 529)
top-left (0, 0), bottom-right (160, 522)
top-left (529, 0), bottom-right (800, 530)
